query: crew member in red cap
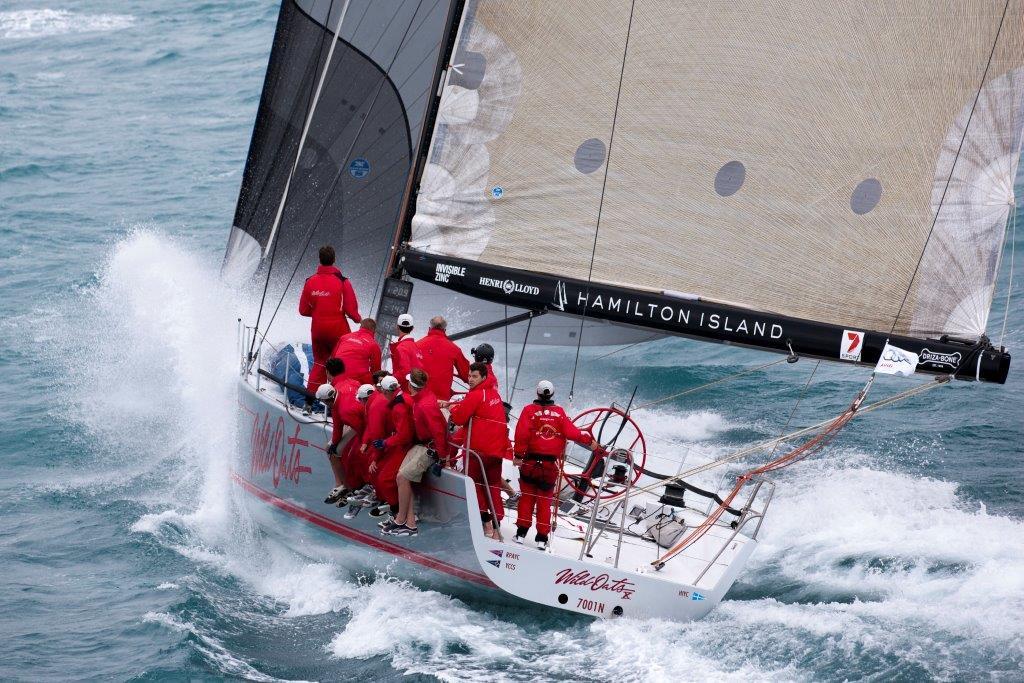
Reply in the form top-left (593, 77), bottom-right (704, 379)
top-left (299, 245), bottom-right (361, 408)
top-left (389, 313), bottom-right (423, 392)
top-left (513, 379), bottom-right (601, 549)
top-left (332, 318), bottom-right (381, 385)
top-left (448, 362), bottom-right (510, 539)
top-left (415, 316), bottom-right (469, 401)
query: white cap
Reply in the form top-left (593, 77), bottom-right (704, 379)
top-left (379, 375), bottom-right (400, 392)
top-left (397, 313), bottom-right (414, 329)
top-left (356, 383), bottom-right (375, 401)
top-left (536, 380), bottom-right (554, 398)
top-left (315, 383), bottom-right (337, 401)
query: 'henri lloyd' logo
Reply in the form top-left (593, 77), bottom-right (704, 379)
top-left (555, 568), bottom-right (636, 600)
top-left (919, 348), bottom-right (962, 369)
top-left (479, 276), bottom-right (540, 296)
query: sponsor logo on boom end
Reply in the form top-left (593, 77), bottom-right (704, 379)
top-left (919, 348), bottom-right (962, 369)
top-left (479, 276), bottom-right (540, 297)
top-left (840, 329), bottom-right (864, 361)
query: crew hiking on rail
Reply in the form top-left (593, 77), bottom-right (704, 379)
top-left (298, 244), bottom-right (611, 546)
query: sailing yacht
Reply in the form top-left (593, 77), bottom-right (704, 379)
top-left (223, 0), bottom-right (1022, 621)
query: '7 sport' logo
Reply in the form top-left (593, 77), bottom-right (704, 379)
top-left (840, 330), bottom-right (864, 362)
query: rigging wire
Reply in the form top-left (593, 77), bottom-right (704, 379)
top-left (262, 0), bottom-right (353, 260)
top-left (621, 376), bottom-right (949, 505)
top-left (567, 0), bottom-right (638, 404)
top-left (246, 0), bottom-right (346, 363)
top-left (767, 360), bottom-right (819, 458)
top-left (507, 313), bottom-right (534, 405)
top-left (888, 0), bottom-right (1012, 336)
top-left (253, 1), bottom-right (430, 347)
top-left (999, 200), bottom-right (1017, 349)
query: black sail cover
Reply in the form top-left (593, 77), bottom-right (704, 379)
top-left (223, 0), bottom-right (457, 307)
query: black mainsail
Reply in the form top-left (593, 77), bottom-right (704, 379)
top-left (222, 0), bottom-right (460, 307)
top-left (395, 0), bottom-right (1024, 383)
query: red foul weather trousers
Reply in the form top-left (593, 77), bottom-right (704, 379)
top-left (373, 450), bottom-right (404, 507)
top-left (468, 453), bottom-right (504, 523)
top-left (516, 459), bottom-right (560, 536)
top-left (307, 319), bottom-right (347, 394)
top-left (341, 435), bottom-right (368, 491)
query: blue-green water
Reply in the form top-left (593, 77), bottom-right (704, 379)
top-left (2, 2), bottom-right (1023, 680)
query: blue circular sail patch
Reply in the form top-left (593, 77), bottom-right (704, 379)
top-left (349, 158), bottom-right (370, 179)
top-left (491, 186), bottom-right (504, 199)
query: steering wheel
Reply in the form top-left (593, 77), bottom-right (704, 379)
top-left (560, 407), bottom-right (647, 500)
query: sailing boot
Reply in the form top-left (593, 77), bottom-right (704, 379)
top-left (535, 533), bottom-right (549, 551)
top-left (324, 486), bottom-right (349, 505)
top-left (513, 527), bottom-right (528, 544)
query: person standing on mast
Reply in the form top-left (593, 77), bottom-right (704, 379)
top-left (298, 245), bottom-right (361, 411)
top-left (415, 316), bottom-right (470, 401)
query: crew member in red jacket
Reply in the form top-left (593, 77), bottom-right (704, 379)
top-left (332, 318), bottom-right (381, 385)
top-left (415, 316), bottom-right (469, 401)
top-left (367, 375), bottom-right (413, 517)
top-left (448, 362), bottom-right (510, 539)
top-left (320, 358), bottom-right (364, 505)
top-left (513, 380), bottom-right (601, 549)
top-left (298, 245), bottom-right (362, 404)
top-left (389, 313), bottom-right (423, 392)
top-left (382, 369), bottom-right (452, 537)
top-left (470, 343), bottom-right (498, 391)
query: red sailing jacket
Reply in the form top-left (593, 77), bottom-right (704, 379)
top-left (329, 377), bottom-right (364, 446)
top-left (361, 391), bottom-right (388, 447)
top-left (514, 400), bottom-right (590, 458)
top-left (380, 393), bottom-right (414, 462)
top-left (415, 329), bottom-right (470, 401)
top-left (389, 335), bottom-right (423, 392)
top-left (298, 265), bottom-right (362, 335)
top-left (331, 327), bottom-right (382, 385)
top-left (410, 387), bottom-right (451, 460)
top-left (449, 382), bottom-right (509, 458)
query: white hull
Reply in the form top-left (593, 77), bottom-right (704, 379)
top-left (234, 372), bottom-right (758, 621)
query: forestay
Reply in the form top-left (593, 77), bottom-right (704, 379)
top-left (409, 0), bottom-right (1024, 341)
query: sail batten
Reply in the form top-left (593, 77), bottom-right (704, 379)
top-left (408, 0), bottom-right (1024, 341)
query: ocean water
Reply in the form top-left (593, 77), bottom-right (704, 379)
top-left (2, 2), bottom-right (1023, 681)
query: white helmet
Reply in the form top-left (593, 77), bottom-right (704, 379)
top-left (379, 375), bottom-right (400, 392)
top-left (536, 380), bottom-right (554, 399)
top-left (315, 383), bottom-right (337, 401)
top-left (356, 383), bottom-right (375, 401)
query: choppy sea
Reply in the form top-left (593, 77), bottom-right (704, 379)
top-left (2, 2), bottom-right (1023, 680)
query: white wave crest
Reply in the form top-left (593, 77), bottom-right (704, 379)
top-left (0, 9), bottom-right (134, 40)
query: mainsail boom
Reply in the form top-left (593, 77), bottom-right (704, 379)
top-left (402, 249), bottom-right (1011, 383)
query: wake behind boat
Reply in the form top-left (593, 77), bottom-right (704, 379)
top-left (221, 1), bottom-right (1023, 623)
